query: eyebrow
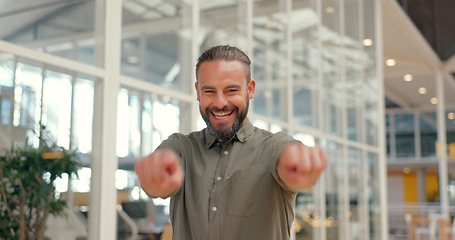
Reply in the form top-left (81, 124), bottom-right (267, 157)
top-left (200, 84), bottom-right (242, 91)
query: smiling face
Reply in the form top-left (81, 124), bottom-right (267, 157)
top-left (195, 60), bottom-right (255, 141)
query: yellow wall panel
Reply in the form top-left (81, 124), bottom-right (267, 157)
top-left (403, 173), bottom-right (418, 202)
top-left (426, 173), bottom-right (439, 202)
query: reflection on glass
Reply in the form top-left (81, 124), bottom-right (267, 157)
top-left (2, 1), bottom-right (96, 64)
top-left (420, 112), bottom-right (437, 157)
top-left (0, 55), bottom-right (14, 87)
top-left (252, 0), bottom-right (287, 121)
top-left (364, 0), bottom-right (378, 148)
top-left (348, 147), bottom-right (365, 240)
top-left (395, 113), bottom-right (416, 158)
top-left (385, 114), bottom-right (392, 158)
top-left (72, 77), bottom-right (94, 155)
top-left (368, 152), bottom-right (381, 240)
top-left (72, 167), bottom-right (92, 192)
top-left (42, 70), bottom-right (72, 149)
top-left (326, 141), bottom-right (341, 240)
top-left (121, 1), bottom-right (192, 93)
top-left (294, 133), bottom-right (315, 147)
top-left (322, 0), bottom-right (342, 138)
top-left (292, 5), bottom-right (318, 127)
top-left (15, 61), bottom-right (43, 146)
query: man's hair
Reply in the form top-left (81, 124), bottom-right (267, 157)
top-left (195, 45), bottom-right (251, 82)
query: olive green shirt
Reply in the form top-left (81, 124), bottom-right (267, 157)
top-left (157, 119), bottom-right (297, 240)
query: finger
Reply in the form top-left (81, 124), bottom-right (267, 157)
top-left (310, 147), bottom-right (322, 170)
top-left (317, 147), bottom-right (328, 170)
top-left (166, 165), bottom-right (184, 188)
top-left (282, 143), bottom-right (299, 171)
top-left (161, 150), bottom-right (178, 175)
top-left (298, 144), bottom-right (311, 173)
top-left (151, 151), bottom-right (166, 183)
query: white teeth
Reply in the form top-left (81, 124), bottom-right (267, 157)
top-left (212, 111), bottom-right (233, 119)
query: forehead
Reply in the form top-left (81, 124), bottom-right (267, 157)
top-left (197, 60), bottom-right (247, 82)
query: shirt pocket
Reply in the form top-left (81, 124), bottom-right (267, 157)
top-left (227, 165), bottom-right (271, 217)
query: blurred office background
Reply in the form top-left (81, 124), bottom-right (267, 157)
top-left (0, 0), bottom-right (454, 239)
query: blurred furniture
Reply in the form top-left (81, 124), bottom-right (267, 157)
top-left (409, 216), bottom-right (451, 240)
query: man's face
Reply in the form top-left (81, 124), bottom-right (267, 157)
top-left (195, 60), bottom-right (255, 141)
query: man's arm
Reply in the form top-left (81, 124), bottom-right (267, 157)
top-left (134, 149), bottom-right (184, 198)
top-left (276, 141), bottom-right (328, 192)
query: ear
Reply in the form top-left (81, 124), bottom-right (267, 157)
top-left (195, 81), bottom-right (200, 101)
top-left (247, 79), bottom-right (256, 99)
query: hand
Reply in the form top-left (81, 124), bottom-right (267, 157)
top-left (277, 142), bottom-right (327, 191)
top-left (135, 149), bottom-right (184, 198)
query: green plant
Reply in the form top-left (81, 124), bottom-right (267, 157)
top-left (0, 134), bottom-right (80, 240)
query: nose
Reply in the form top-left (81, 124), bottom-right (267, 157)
top-left (213, 92), bottom-right (228, 110)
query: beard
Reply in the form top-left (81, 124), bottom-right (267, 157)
top-left (201, 99), bottom-right (249, 142)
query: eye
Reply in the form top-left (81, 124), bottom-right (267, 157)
top-left (204, 90), bottom-right (215, 94)
top-left (226, 88), bottom-right (239, 94)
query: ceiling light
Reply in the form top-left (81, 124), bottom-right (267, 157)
top-left (386, 59), bottom-right (396, 66)
top-left (430, 97), bottom-right (438, 104)
top-left (403, 74), bottom-right (413, 82)
top-left (448, 112), bottom-right (455, 120)
top-left (403, 167), bottom-right (411, 174)
top-left (362, 39), bottom-right (373, 47)
top-left (325, 6), bottom-right (335, 13)
top-left (418, 87), bottom-right (427, 94)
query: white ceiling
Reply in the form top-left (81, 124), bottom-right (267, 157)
top-left (382, 0), bottom-right (455, 110)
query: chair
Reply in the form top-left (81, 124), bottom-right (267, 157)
top-left (443, 217), bottom-right (455, 240)
top-left (414, 213), bottom-right (440, 240)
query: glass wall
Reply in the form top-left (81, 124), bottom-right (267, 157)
top-left (0, 52), bottom-right (96, 232)
top-left (386, 109), bottom-right (455, 160)
top-left (1, 0), bottom-right (97, 65)
top-left (0, 0), bottom-right (385, 239)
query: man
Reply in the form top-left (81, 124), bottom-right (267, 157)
top-left (135, 45), bottom-right (327, 240)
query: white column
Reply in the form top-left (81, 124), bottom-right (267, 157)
top-left (436, 68), bottom-right (449, 218)
top-left (191, 0), bottom-right (200, 132)
top-left (374, 0), bottom-right (388, 239)
top-left (417, 169), bottom-right (427, 202)
top-left (315, 0), bottom-right (327, 239)
top-left (89, 0), bottom-right (122, 239)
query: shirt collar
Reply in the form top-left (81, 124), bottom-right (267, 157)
top-left (204, 118), bottom-right (254, 148)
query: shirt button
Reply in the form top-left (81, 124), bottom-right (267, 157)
top-left (216, 176), bottom-right (222, 181)
top-left (212, 207), bottom-right (217, 212)
top-left (223, 151), bottom-right (228, 155)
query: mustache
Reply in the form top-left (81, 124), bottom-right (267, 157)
top-left (206, 105), bottom-right (236, 113)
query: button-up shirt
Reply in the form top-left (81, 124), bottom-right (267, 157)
top-left (157, 119), bottom-right (297, 240)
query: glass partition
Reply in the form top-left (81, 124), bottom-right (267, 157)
top-left (120, 1), bottom-right (193, 93)
top-left (1, 1), bottom-right (96, 64)
top-left (348, 147), bottom-right (365, 240)
top-left (368, 152), bottom-right (381, 240)
top-left (419, 111), bottom-right (437, 157)
top-left (344, 1), bottom-right (362, 143)
top-left (321, 0), bottom-right (343, 138)
top-left (394, 112), bottom-right (416, 158)
top-left (0, 52), bottom-right (96, 234)
top-left (292, 0), bottom-right (319, 127)
top-left (252, 0), bottom-right (288, 121)
top-left (325, 141), bottom-right (342, 240)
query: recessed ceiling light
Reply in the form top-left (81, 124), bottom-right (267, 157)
top-left (386, 59), bottom-right (396, 66)
top-left (418, 87), bottom-right (427, 94)
top-left (362, 38), bottom-right (373, 47)
top-left (448, 112), bottom-right (455, 120)
top-left (403, 74), bottom-right (413, 81)
top-left (403, 167), bottom-right (411, 174)
top-left (325, 6), bottom-right (335, 13)
top-left (430, 97), bottom-right (438, 104)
